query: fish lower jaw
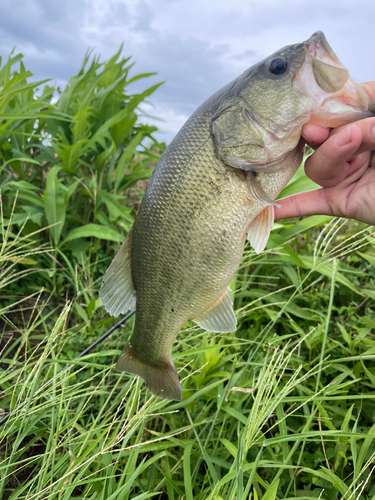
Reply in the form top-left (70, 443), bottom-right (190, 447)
top-left (300, 75), bottom-right (372, 125)
top-left (310, 98), bottom-right (373, 127)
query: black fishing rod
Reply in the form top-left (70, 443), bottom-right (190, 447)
top-left (0, 310), bottom-right (135, 427)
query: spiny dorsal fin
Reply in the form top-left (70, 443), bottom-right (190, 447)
top-left (116, 343), bottom-right (182, 401)
top-left (99, 229), bottom-right (136, 317)
top-left (194, 289), bottom-right (237, 333)
top-left (247, 205), bottom-right (274, 254)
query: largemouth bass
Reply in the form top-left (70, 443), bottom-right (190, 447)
top-left (100, 32), bottom-right (375, 401)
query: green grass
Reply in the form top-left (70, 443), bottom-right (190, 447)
top-left (1, 211), bottom-right (375, 499)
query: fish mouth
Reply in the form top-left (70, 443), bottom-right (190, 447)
top-left (293, 31), bottom-right (375, 126)
top-left (305, 33), bottom-right (321, 60)
top-left (305, 31), bottom-right (341, 66)
top-left (304, 31), bottom-right (350, 93)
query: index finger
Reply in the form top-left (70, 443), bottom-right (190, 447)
top-left (328, 116), bottom-right (375, 155)
top-left (302, 123), bottom-right (330, 147)
top-left (360, 81), bottom-right (375, 102)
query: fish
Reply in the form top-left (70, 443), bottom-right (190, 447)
top-left (99, 31), bottom-right (375, 401)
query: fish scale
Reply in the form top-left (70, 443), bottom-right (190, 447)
top-left (100, 31), bottom-right (375, 400)
top-left (132, 105), bottom-right (252, 354)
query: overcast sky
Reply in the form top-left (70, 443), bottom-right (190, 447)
top-left (1, 0), bottom-right (374, 143)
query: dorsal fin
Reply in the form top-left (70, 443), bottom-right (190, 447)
top-left (194, 289), bottom-right (237, 333)
top-left (99, 229), bottom-right (136, 317)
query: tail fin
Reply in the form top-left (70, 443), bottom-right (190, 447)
top-left (116, 343), bottom-right (182, 401)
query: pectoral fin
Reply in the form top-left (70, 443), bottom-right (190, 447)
top-left (99, 229), bottom-right (136, 317)
top-left (194, 289), bottom-right (237, 333)
top-left (247, 205), bottom-right (274, 254)
top-left (246, 171), bottom-right (280, 207)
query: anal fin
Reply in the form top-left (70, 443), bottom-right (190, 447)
top-left (99, 229), bottom-right (136, 317)
top-left (194, 289), bottom-right (237, 333)
top-left (116, 343), bottom-right (182, 401)
top-left (247, 205), bottom-right (274, 254)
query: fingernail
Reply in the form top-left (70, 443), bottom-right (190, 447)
top-left (335, 126), bottom-right (352, 148)
top-left (371, 124), bottom-right (375, 141)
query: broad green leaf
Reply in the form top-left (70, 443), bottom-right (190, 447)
top-left (2, 180), bottom-right (39, 191)
top-left (337, 322), bottom-right (351, 345)
top-left (6, 206), bottom-right (44, 227)
top-left (10, 188), bottom-right (44, 207)
top-left (75, 302), bottom-right (88, 322)
top-left (86, 298), bottom-right (96, 318)
top-left (114, 131), bottom-right (144, 192)
top-left (119, 167), bottom-right (154, 190)
top-left (43, 166), bottom-right (66, 244)
top-left (278, 160), bottom-right (319, 198)
top-left (0, 78), bottom-right (50, 100)
top-left (0, 156), bottom-right (42, 174)
top-left (0, 53), bottom-right (24, 87)
top-left (126, 83), bottom-right (164, 113)
top-left (72, 102), bottom-right (94, 143)
top-left (361, 360), bottom-right (375, 386)
top-left (63, 223), bottom-right (123, 243)
top-left (97, 190), bottom-right (133, 223)
top-left (112, 112), bottom-right (137, 146)
top-left (63, 179), bottom-right (79, 205)
top-left (183, 443), bottom-right (194, 500)
top-left (357, 250), bottom-right (375, 266)
top-left (262, 479), bottom-right (279, 500)
top-left (355, 423), bottom-right (375, 478)
top-left (95, 140), bottom-right (116, 171)
top-left (86, 108), bottom-right (130, 151)
top-left (277, 215), bottom-right (333, 240)
top-left (220, 438), bottom-right (238, 458)
top-left (306, 467), bottom-right (349, 496)
top-left (53, 138), bottom-right (89, 174)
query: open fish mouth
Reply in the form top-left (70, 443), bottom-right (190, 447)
top-left (305, 31), bottom-right (342, 65)
top-left (292, 31), bottom-right (375, 126)
top-left (303, 31), bottom-right (349, 94)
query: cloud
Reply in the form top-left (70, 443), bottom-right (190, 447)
top-left (139, 102), bottom-right (189, 141)
top-left (0, 0), bottom-right (88, 81)
top-left (0, 0), bottom-right (374, 142)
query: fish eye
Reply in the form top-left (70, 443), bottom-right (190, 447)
top-left (268, 57), bottom-right (288, 76)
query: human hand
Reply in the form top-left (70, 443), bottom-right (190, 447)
top-left (274, 82), bottom-right (375, 226)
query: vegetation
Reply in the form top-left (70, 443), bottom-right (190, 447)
top-left (0, 50), bottom-right (375, 500)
